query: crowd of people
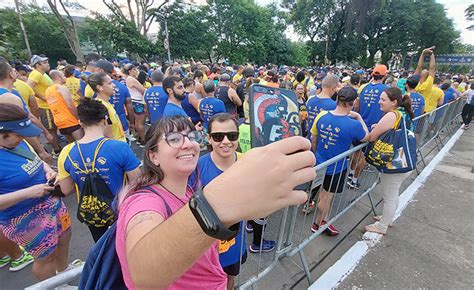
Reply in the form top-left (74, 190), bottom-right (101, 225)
top-left (0, 46), bottom-right (473, 289)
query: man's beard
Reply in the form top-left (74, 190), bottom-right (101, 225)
top-left (174, 90), bottom-right (186, 101)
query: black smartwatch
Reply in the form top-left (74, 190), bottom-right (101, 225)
top-left (189, 187), bottom-right (239, 241)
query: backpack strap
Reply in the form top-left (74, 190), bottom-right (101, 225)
top-left (67, 138), bottom-right (109, 174)
top-left (391, 110), bottom-right (403, 129)
top-left (91, 138), bottom-right (109, 172)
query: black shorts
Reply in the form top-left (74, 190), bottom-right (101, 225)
top-left (39, 108), bottom-right (57, 130)
top-left (222, 251), bottom-right (247, 276)
top-left (59, 124), bottom-right (82, 135)
top-left (322, 170), bottom-right (347, 193)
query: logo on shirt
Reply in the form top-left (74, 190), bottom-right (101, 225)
top-left (97, 157), bottom-right (107, 165)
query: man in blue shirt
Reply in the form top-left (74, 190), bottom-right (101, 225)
top-left (310, 86), bottom-right (368, 235)
top-left (182, 77), bottom-right (202, 124)
top-left (199, 80), bottom-right (226, 130)
top-left (58, 98), bottom-right (141, 241)
top-left (144, 70), bottom-right (168, 124)
top-left (405, 75), bottom-right (425, 118)
top-left (162, 76), bottom-right (189, 118)
top-left (306, 74), bottom-right (339, 138)
top-left (197, 113), bottom-right (247, 289)
top-left (358, 64), bottom-right (388, 130)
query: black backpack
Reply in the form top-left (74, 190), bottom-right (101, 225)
top-left (67, 138), bottom-right (115, 227)
top-left (79, 186), bottom-right (172, 289)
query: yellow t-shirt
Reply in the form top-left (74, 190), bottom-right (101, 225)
top-left (65, 77), bottom-right (82, 106)
top-left (28, 70), bottom-right (52, 109)
top-left (13, 79), bottom-right (35, 109)
top-left (426, 86), bottom-right (444, 112)
top-left (97, 98), bottom-right (126, 142)
top-left (415, 75), bottom-right (434, 102)
top-left (232, 73), bottom-right (243, 84)
top-left (85, 85), bottom-right (95, 98)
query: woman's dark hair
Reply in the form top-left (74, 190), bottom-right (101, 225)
top-left (64, 65), bottom-right (76, 78)
top-left (350, 74), bottom-right (361, 86)
top-left (296, 71), bottom-right (305, 83)
top-left (193, 70), bottom-right (204, 80)
top-left (77, 98), bottom-right (108, 126)
top-left (83, 72), bottom-right (108, 92)
top-left (183, 77), bottom-right (195, 88)
top-left (385, 87), bottom-right (414, 119)
top-left (137, 70), bottom-right (148, 85)
top-left (132, 116), bottom-right (196, 191)
top-left (208, 113), bottom-right (238, 134)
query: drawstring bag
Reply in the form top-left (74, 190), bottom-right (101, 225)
top-left (365, 110), bottom-right (417, 174)
top-left (67, 138), bottom-right (116, 227)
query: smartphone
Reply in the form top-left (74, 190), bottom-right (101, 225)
top-left (47, 178), bottom-right (65, 197)
top-left (248, 84), bottom-right (302, 148)
top-left (248, 84), bottom-right (310, 191)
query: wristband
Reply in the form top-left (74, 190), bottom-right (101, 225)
top-left (189, 187), bottom-right (239, 241)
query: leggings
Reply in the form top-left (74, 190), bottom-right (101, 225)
top-left (461, 103), bottom-right (474, 126)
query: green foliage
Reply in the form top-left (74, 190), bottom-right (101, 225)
top-left (0, 6), bottom-right (75, 63)
top-left (466, 4), bottom-right (474, 30)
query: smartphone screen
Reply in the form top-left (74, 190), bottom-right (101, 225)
top-left (249, 84), bottom-right (302, 148)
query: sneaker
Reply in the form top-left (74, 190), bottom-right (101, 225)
top-left (0, 255), bottom-right (11, 268)
top-left (9, 250), bottom-right (34, 272)
top-left (323, 223), bottom-right (340, 236)
top-left (56, 259), bottom-right (84, 274)
top-left (347, 172), bottom-right (354, 181)
top-left (245, 222), bottom-right (253, 233)
top-left (249, 239), bottom-right (276, 253)
top-left (347, 180), bottom-right (361, 189)
top-left (310, 223), bottom-right (320, 233)
top-left (302, 201), bottom-right (315, 214)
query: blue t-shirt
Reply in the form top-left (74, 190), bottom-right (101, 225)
top-left (199, 97), bottom-right (226, 130)
top-left (80, 71), bottom-right (92, 96)
top-left (162, 103), bottom-right (188, 118)
top-left (359, 82), bottom-right (387, 130)
top-left (110, 80), bottom-right (131, 131)
top-left (73, 69), bottom-right (82, 78)
top-left (306, 96), bottom-right (336, 138)
top-left (314, 112), bottom-right (366, 174)
top-left (144, 85), bottom-right (168, 124)
top-left (409, 92), bottom-right (425, 118)
top-left (443, 87), bottom-right (456, 105)
top-left (198, 153), bottom-right (246, 267)
top-left (0, 141), bottom-right (48, 220)
top-left (182, 93), bottom-right (201, 124)
top-left (59, 138), bottom-right (140, 197)
top-left (0, 88), bottom-right (29, 114)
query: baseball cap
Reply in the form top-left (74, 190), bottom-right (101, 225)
top-left (337, 86), bottom-right (358, 103)
top-left (0, 117), bottom-right (41, 137)
top-left (95, 59), bottom-right (115, 74)
top-left (219, 73), bottom-right (231, 82)
top-left (372, 64), bottom-right (388, 76)
top-left (122, 63), bottom-right (136, 73)
top-left (30, 55), bottom-right (48, 67)
top-left (355, 69), bottom-right (364, 75)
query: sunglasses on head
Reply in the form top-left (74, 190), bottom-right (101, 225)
top-left (210, 131), bottom-right (239, 142)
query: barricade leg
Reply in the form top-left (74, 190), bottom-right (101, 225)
top-left (298, 250), bottom-right (313, 285)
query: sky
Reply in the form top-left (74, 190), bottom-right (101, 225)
top-left (1, 0), bottom-right (472, 44)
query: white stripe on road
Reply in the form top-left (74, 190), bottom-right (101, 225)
top-left (309, 128), bottom-right (465, 289)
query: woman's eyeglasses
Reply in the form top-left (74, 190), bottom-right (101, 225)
top-left (210, 131), bottom-right (239, 142)
top-left (164, 131), bottom-right (202, 148)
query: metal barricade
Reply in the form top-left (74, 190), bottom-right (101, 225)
top-left (26, 99), bottom-right (466, 290)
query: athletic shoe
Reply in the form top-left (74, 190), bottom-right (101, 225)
top-left (56, 259), bottom-right (84, 275)
top-left (347, 172), bottom-right (354, 181)
top-left (245, 222), bottom-right (253, 233)
top-left (363, 165), bottom-right (376, 173)
top-left (249, 239), bottom-right (276, 253)
top-left (0, 255), bottom-right (11, 268)
top-left (302, 201), bottom-right (315, 214)
top-left (347, 180), bottom-right (361, 189)
top-left (310, 223), bottom-right (320, 233)
top-left (324, 224), bottom-right (340, 236)
top-left (9, 250), bottom-right (34, 272)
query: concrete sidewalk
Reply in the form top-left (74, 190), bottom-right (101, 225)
top-left (338, 130), bottom-right (474, 289)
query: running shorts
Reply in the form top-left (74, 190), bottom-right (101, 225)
top-left (322, 170), bottom-right (347, 193)
top-left (39, 108), bottom-right (57, 131)
top-left (132, 101), bottom-right (145, 115)
top-left (59, 124), bottom-right (82, 136)
top-left (0, 197), bottom-right (71, 259)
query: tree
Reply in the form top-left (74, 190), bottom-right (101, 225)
top-left (466, 4), bottom-right (474, 30)
top-left (46, 0), bottom-right (83, 61)
top-left (78, 17), bottom-right (115, 58)
top-left (13, 0), bottom-right (31, 57)
top-left (102, 0), bottom-right (168, 37)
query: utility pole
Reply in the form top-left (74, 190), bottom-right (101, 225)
top-left (14, 0), bottom-right (31, 58)
top-left (164, 17), bottom-right (171, 64)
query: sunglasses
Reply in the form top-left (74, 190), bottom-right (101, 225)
top-left (210, 131), bottom-right (239, 142)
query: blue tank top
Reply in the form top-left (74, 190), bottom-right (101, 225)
top-left (182, 92), bottom-right (201, 123)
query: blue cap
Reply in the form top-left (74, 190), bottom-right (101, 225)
top-left (0, 118), bottom-right (41, 137)
top-left (355, 69), bottom-right (364, 75)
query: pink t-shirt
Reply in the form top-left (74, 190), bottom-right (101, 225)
top-left (116, 185), bottom-right (227, 289)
